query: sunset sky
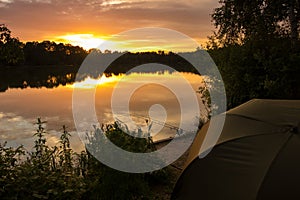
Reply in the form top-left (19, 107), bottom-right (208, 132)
top-left (0, 0), bottom-right (220, 50)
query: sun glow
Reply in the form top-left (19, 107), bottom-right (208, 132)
top-left (53, 34), bottom-right (107, 50)
top-left (68, 74), bottom-right (123, 89)
top-left (67, 72), bottom-right (203, 90)
top-left (51, 29), bottom-right (201, 53)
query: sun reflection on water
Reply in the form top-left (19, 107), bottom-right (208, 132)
top-left (67, 72), bottom-right (204, 89)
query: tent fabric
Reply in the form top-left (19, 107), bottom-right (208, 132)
top-left (172, 99), bottom-right (300, 200)
top-left (185, 99), bottom-right (300, 167)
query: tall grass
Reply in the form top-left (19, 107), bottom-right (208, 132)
top-left (0, 118), bottom-right (171, 200)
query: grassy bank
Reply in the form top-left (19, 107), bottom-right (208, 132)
top-left (0, 118), bottom-right (188, 200)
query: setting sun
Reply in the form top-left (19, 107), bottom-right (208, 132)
top-left (51, 29), bottom-right (201, 53)
top-left (53, 34), bottom-right (107, 50)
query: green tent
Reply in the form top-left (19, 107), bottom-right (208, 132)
top-left (172, 99), bottom-right (300, 200)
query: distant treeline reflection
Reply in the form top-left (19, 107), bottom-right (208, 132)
top-left (0, 51), bottom-right (211, 92)
top-left (0, 65), bottom-right (77, 92)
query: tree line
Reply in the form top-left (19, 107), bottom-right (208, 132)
top-left (0, 24), bottom-right (204, 71)
top-left (0, 65), bottom-right (78, 92)
top-left (0, 25), bottom-right (88, 66)
top-left (207, 0), bottom-right (300, 108)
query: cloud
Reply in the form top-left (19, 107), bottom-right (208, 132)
top-left (0, 0), bottom-right (51, 7)
top-left (0, 0), bottom-right (13, 7)
top-left (0, 0), bottom-right (219, 45)
top-left (0, 112), bottom-right (85, 152)
top-left (0, 112), bottom-right (35, 140)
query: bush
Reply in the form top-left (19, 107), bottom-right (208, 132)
top-left (0, 119), bottom-right (171, 200)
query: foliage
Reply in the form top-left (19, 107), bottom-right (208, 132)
top-left (23, 41), bottom-right (87, 66)
top-left (208, 38), bottom-right (300, 109)
top-left (0, 24), bottom-right (24, 66)
top-left (0, 119), bottom-right (171, 199)
top-left (0, 24), bottom-right (87, 67)
top-left (83, 122), bottom-right (170, 200)
top-left (207, 1), bottom-right (300, 109)
top-left (211, 0), bottom-right (300, 46)
top-left (1, 24), bottom-right (202, 73)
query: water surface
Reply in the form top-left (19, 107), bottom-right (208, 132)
top-left (0, 72), bottom-right (206, 152)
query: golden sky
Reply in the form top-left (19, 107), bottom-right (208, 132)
top-left (0, 0), bottom-right (219, 50)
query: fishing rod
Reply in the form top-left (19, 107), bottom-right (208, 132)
top-left (114, 112), bottom-right (186, 136)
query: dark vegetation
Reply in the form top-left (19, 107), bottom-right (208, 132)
top-left (0, 24), bottom-right (87, 66)
top-left (0, 65), bottom-right (78, 92)
top-left (207, 0), bottom-right (300, 108)
top-left (0, 119), bottom-right (172, 200)
top-left (0, 51), bottom-right (207, 93)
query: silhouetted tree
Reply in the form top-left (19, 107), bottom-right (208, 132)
top-left (207, 0), bottom-right (300, 108)
top-left (23, 41), bottom-right (87, 66)
top-left (0, 24), bottom-right (24, 65)
top-left (211, 0), bottom-right (300, 46)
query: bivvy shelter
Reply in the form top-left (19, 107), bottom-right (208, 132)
top-left (172, 99), bottom-right (300, 200)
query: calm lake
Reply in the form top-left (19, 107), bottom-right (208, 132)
top-left (0, 72), bottom-right (206, 152)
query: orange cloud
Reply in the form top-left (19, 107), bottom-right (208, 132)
top-left (0, 0), bottom-right (219, 48)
